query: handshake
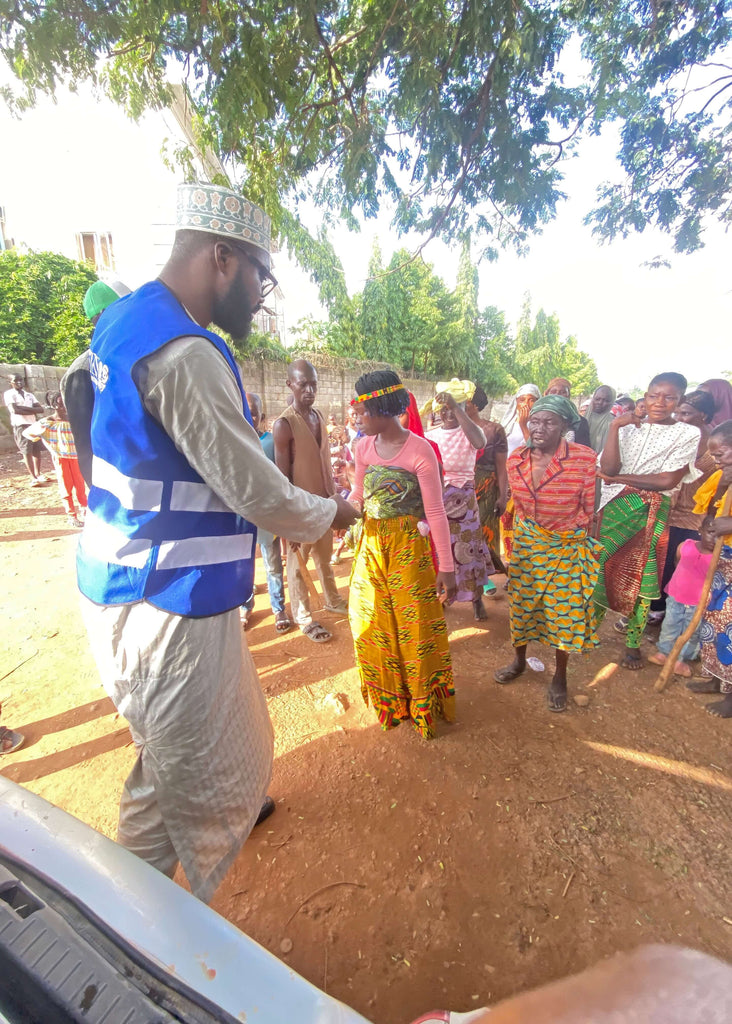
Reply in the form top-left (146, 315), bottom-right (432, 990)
top-left (331, 493), bottom-right (361, 531)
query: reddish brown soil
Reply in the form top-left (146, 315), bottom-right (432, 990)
top-left (1, 450), bottom-right (730, 1023)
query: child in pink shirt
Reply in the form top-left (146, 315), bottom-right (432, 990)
top-left (648, 516), bottom-right (715, 677)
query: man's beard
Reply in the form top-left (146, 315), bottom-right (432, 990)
top-left (212, 270), bottom-right (254, 341)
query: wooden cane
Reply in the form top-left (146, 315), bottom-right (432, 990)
top-left (654, 483), bottom-right (732, 692)
top-left (294, 546), bottom-right (321, 606)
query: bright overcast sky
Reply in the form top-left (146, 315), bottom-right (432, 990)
top-left (0, 72), bottom-right (728, 393)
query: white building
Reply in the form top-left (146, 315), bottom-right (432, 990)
top-left (0, 82), bottom-right (289, 338)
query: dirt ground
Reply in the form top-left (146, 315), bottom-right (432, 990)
top-left (1, 449), bottom-right (730, 1023)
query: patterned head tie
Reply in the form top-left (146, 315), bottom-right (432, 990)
top-left (176, 182), bottom-right (271, 255)
top-left (351, 384), bottom-right (405, 405)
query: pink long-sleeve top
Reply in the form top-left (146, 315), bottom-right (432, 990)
top-left (351, 432), bottom-right (454, 572)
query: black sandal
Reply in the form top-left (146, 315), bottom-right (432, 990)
top-left (302, 622), bottom-right (332, 643)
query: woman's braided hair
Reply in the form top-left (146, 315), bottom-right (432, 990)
top-left (353, 369), bottom-right (409, 417)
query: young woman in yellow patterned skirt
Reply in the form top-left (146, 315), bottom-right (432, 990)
top-left (348, 370), bottom-right (457, 739)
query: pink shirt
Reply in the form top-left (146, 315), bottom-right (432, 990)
top-left (426, 426), bottom-right (478, 487)
top-left (666, 539), bottom-right (713, 606)
top-left (351, 432), bottom-right (454, 572)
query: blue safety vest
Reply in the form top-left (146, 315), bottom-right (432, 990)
top-left (77, 280), bottom-right (256, 617)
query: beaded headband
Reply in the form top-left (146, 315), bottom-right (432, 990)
top-left (351, 384), bottom-right (405, 405)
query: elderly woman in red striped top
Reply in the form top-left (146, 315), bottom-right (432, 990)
top-left (494, 395), bottom-right (601, 712)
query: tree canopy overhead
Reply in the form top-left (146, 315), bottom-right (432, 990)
top-left (1, 2), bottom-right (730, 255)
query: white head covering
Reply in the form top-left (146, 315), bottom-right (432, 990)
top-left (501, 383), bottom-right (541, 435)
top-left (176, 183), bottom-right (271, 255)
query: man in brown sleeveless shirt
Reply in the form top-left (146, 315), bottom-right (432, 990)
top-left (273, 360), bottom-right (348, 641)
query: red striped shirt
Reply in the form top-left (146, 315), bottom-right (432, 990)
top-left (508, 441), bottom-right (596, 533)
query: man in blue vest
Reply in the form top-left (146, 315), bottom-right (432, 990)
top-left (75, 183), bottom-right (357, 903)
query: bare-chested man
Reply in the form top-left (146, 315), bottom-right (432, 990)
top-left (273, 359), bottom-right (348, 642)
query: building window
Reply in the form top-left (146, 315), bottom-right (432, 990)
top-left (76, 231), bottom-right (115, 271)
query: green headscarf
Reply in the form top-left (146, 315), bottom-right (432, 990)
top-left (530, 394), bottom-right (580, 429)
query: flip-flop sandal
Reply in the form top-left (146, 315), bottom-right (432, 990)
top-left (686, 678), bottom-right (720, 694)
top-left (0, 727), bottom-right (25, 755)
top-left (275, 615), bottom-right (293, 633)
top-left (494, 665), bottom-right (524, 684)
top-left (546, 688), bottom-right (567, 713)
top-left (302, 622), bottom-right (332, 643)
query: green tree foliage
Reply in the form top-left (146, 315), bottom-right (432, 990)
top-left (359, 240), bottom-right (388, 359)
top-left (0, 250), bottom-right (97, 365)
top-left (452, 238), bottom-right (481, 378)
top-left (292, 235), bottom-right (596, 396)
top-left (359, 248), bottom-right (462, 376)
top-left (582, 5), bottom-right (732, 253)
top-left (477, 305), bottom-right (517, 397)
top-left (512, 295), bottom-right (599, 395)
top-left (1, 3), bottom-right (729, 253)
top-left (229, 326), bottom-right (290, 363)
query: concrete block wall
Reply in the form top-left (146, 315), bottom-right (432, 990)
top-left (0, 363), bottom-right (68, 452)
top-left (1, 354), bottom-right (502, 453)
top-left (237, 355), bottom-right (437, 427)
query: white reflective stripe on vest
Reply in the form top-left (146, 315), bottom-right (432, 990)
top-left (170, 480), bottom-right (232, 514)
top-left (92, 456), bottom-right (164, 512)
top-left (81, 509), bottom-right (152, 569)
top-left (156, 532), bottom-right (254, 570)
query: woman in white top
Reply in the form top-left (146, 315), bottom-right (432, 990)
top-left (593, 372), bottom-right (701, 670)
top-left (501, 383), bottom-right (540, 455)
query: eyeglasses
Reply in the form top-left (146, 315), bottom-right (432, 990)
top-left (228, 241), bottom-right (278, 299)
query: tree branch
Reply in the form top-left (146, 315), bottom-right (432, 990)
top-left (310, 3), bottom-right (360, 123)
top-left (107, 38), bottom-right (148, 57)
top-left (699, 79), bottom-right (732, 115)
top-left (437, 0), bottom-right (470, 87)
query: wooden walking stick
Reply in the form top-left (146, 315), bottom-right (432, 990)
top-left (655, 483), bottom-right (732, 692)
top-left (293, 545), bottom-right (321, 607)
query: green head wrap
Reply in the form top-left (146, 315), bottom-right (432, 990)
top-left (83, 281), bottom-right (120, 321)
top-left (530, 394), bottom-right (580, 429)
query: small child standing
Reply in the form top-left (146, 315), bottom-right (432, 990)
top-left (37, 392), bottom-right (87, 527)
top-left (648, 516), bottom-right (716, 677)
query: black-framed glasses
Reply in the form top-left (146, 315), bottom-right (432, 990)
top-left (229, 241), bottom-right (278, 299)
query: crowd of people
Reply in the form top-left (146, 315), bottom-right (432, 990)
top-left (2, 181), bottom-right (730, 909)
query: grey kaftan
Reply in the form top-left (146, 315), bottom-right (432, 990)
top-left (80, 336), bottom-right (336, 902)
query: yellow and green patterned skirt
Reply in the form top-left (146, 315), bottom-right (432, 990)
top-left (349, 514), bottom-right (455, 739)
top-left (509, 516), bottom-right (602, 652)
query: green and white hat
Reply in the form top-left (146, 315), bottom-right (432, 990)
top-left (176, 183), bottom-right (271, 255)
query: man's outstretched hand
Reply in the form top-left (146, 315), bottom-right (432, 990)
top-left (331, 493), bottom-right (360, 530)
